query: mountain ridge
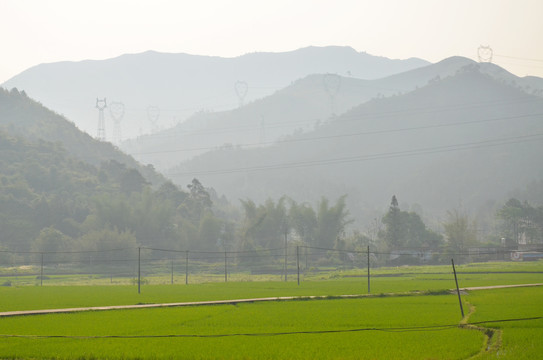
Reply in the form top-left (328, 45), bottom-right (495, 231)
top-left (1, 46), bottom-right (429, 139)
top-left (122, 56), bottom-right (543, 170)
top-left (165, 68), bottom-right (543, 228)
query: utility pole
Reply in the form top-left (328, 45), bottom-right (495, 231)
top-left (367, 246), bottom-right (370, 293)
top-left (40, 253), bottom-right (44, 287)
top-left (296, 246), bottom-right (300, 285)
top-left (185, 251), bottom-right (189, 285)
top-left (283, 227), bottom-right (288, 282)
top-left (452, 259), bottom-right (464, 318)
top-left (138, 247), bottom-right (141, 294)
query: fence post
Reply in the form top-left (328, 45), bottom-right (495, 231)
top-left (451, 258), bottom-right (464, 318)
top-left (367, 245), bottom-right (370, 294)
top-left (171, 258), bottom-right (174, 285)
top-left (284, 232), bottom-right (288, 282)
top-left (296, 246), bottom-right (300, 285)
top-left (40, 252), bottom-right (44, 287)
top-left (185, 251), bottom-right (189, 285)
top-left (138, 247), bottom-right (141, 294)
top-left (224, 251), bottom-right (228, 283)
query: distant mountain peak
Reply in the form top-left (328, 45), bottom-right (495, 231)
top-left (2, 46), bottom-right (430, 140)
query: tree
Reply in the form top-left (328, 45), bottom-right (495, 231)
top-left (32, 227), bottom-right (73, 254)
top-left (238, 197), bottom-right (288, 248)
top-left (497, 198), bottom-right (543, 245)
top-left (76, 228), bottom-right (138, 266)
top-left (120, 168), bottom-right (148, 194)
top-left (238, 199), bottom-right (264, 251)
top-left (381, 196), bottom-right (442, 249)
top-left (314, 195), bottom-right (352, 248)
top-left (197, 213), bottom-right (223, 251)
top-left (288, 200), bottom-right (317, 245)
top-left (382, 195), bottom-right (401, 248)
top-left (155, 181), bottom-right (187, 208)
top-left (179, 178), bottom-right (213, 224)
top-left (443, 209), bottom-right (477, 254)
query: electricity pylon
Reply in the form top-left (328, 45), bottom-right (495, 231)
top-left (147, 105), bottom-right (160, 133)
top-left (96, 98), bottom-right (107, 141)
top-left (109, 101), bottom-right (125, 144)
top-left (323, 73), bottom-right (341, 116)
top-left (478, 45), bottom-right (493, 63)
top-left (235, 81), bottom-right (248, 107)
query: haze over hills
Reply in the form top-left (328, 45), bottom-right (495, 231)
top-left (3, 47), bottom-right (542, 234)
top-left (0, 88), bottom-right (165, 186)
top-left (123, 56), bottom-right (543, 170)
top-left (1, 46), bottom-right (428, 140)
top-left (0, 88), bottom-right (175, 251)
top-left (165, 66), bottom-right (543, 229)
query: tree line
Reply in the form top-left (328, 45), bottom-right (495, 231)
top-left (1, 119), bottom-right (542, 265)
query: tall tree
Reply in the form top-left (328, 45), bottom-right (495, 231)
top-left (497, 198), bottom-right (543, 244)
top-left (314, 195), bottom-right (352, 248)
top-left (381, 196), bottom-right (442, 249)
top-left (288, 200), bottom-right (317, 245)
top-left (382, 195), bottom-right (401, 248)
top-left (443, 209), bottom-right (477, 253)
top-left (179, 178), bottom-right (213, 224)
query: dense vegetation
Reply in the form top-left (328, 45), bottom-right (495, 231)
top-left (1, 87), bottom-right (542, 266)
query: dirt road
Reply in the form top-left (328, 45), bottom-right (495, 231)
top-left (1, 283), bottom-right (541, 318)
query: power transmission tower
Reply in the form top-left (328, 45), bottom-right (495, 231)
top-left (323, 73), bottom-right (341, 116)
top-left (147, 105), bottom-right (160, 133)
top-left (478, 45), bottom-right (493, 63)
top-left (109, 101), bottom-right (125, 144)
top-left (235, 81), bottom-right (248, 107)
top-left (96, 98), bottom-right (107, 141)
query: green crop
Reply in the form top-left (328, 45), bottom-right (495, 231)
top-left (0, 295), bottom-right (482, 359)
top-left (465, 286), bottom-right (543, 360)
top-left (0, 260), bottom-right (540, 359)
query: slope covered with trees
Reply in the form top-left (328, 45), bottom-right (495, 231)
top-left (0, 88), bottom-right (361, 264)
top-left (169, 65), bottom-right (543, 231)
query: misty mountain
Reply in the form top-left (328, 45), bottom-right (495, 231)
top-left (1, 46), bottom-right (428, 140)
top-left (0, 88), bottom-right (180, 250)
top-left (0, 88), bottom-right (165, 186)
top-left (122, 56), bottom-right (543, 170)
top-left (166, 66), bottom-right (543, 228)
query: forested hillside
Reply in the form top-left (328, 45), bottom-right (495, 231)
top-left (0, 88), bottom-right (358, 261)
top-left (0, 88), bottom-right (163, 184)
top-left (0, 88), bottom-right (372, 260)
top-left (0, 89), bottom-right (192, 255)
top-left (168, 65), bottom-right (543, 230)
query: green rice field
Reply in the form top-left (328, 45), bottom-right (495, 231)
top-left (0, 261), bottom-right (541, 359)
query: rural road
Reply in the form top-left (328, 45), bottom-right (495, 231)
top-left (1, 283), bottom-right (541, 318)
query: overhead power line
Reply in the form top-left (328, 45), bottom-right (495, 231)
top-left (133, 112), bottom-right (543, 156)
top-left (167, 132), bottom-right (543, 177)
top-left (129, 95), bottom-right (541, 146)
top-left (494, 54), bottom-right (543, 63)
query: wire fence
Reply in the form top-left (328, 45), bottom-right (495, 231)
top-left (1, 244), bottom-right (542, 288)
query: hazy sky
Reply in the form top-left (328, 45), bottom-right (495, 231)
top-left (1, 0), bottom-right (542, 84)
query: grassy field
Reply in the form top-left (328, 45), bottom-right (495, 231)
top-left (0, 261), bottom-right (541, 359)
top-left (464, 286), bottom-right (543, 359)
top-left (0, 295), bottom-right (483, 359)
